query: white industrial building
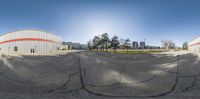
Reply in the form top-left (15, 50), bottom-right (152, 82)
top-left (0, 30), bottom-right (62, 54)
top-left (188, 37), bottom-right (200, 53)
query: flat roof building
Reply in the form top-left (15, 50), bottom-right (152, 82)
top-left (140, 41), bottom-right (145, 49)
top-left (132, 41), bottom-right (139, 49)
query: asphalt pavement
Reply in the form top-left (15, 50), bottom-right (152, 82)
top-left (0, 51), bottom-right (199, 99)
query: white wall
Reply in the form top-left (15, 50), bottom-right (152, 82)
top-left (188, 37), bottom-right (200, 54)
top-left (0, 30), bottom-right (62, 54)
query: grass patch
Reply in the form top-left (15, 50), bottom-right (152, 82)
top-left (93, 49), bottom-right (165, 54)
top-left (114, 50), bottom-right (163, 54)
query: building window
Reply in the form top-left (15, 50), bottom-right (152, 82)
top-left (14, 47), bottom-right (18, 52)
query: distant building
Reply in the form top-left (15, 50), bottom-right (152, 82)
top-left (62, 42), bottom-right (87, 50)
top-left (146, 45), bottom-right (160, 49)
top-left (140, 41), bottom-right (145, 49)
top-left (71, 43), bottom-right (81, 49)
top-left (132, 41), bottom-right (139, 49)
top-left (62, 42), bottom-right (72, 50)
top-left (62, 45), bottom-right (70, 50)
top-left (63, 42), bottom-right (80, 49)
top-left (80, 44), bottom-right (88, 49)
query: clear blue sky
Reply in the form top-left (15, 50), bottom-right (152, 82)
top-left (1, 0), bottom-right (200, 46)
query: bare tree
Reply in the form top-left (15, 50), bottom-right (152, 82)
top-left (120, 38), bottom-right (124, 49)
top-left (161, 40), bottom-right (175, 49)
top-left (123, 39), bottom-right (131, 51)
top-left (182, 42), bottom-right (188, 50)
top-left (87, 40), bottom-right (93, 50)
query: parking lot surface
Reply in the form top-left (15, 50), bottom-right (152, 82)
top-left (0, 51), bottom-right (200, 99)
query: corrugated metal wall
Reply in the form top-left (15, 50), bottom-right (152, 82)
top-left (0, 30), bottom-right (62, 54)
top-left (188, 37), bottom-right (200, 53)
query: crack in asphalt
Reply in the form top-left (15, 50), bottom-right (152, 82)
top-left (47, 53), bottom-right (181, 98)
top-left (180, 67), bottom-right (200, 92)
top-left (86, 52), bottom-right (158, 88)
top-left (3, 52), bottom-right (199, 98)
top-left (85, 55), bottom-right (126, 87)
top-left (48, 74), bottom-right (72, 93)
top-left (73, 53), bottom-right (181, 98)
top-left (47, 54), bottom-right (95, 94)
top-left (172, 55), bottom-right (200, 93)
top-left (181, 76), bottom-right (196, 92)
top-left (87, 75), bottom-right (157, 88)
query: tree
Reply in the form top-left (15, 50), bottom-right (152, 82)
top-left (98, 37), bottom-right (104, 51)
top-left (120, 38), bottom-right (124, 48)
top-left (110, 36), bottom-right (120, 52)
top-left (161, 40), bottom-right (175, 49)
top-left (123, 39), bottom-right (131, 51)
top-left (161, 40), bottom-right (168, 49)
top-left (87, 40), bottom-right (93, 50)
top-left (107, 40), bottom-right (112, 52)
top-left (101, 33), bottom-right (110, 51)
top-left (182, 42), bottom-right (188, 50)
top-left (92, 36), bottom-right (101, 51)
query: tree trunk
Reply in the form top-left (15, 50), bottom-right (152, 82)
top-left (106, 42), bottom-right (108, 52)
